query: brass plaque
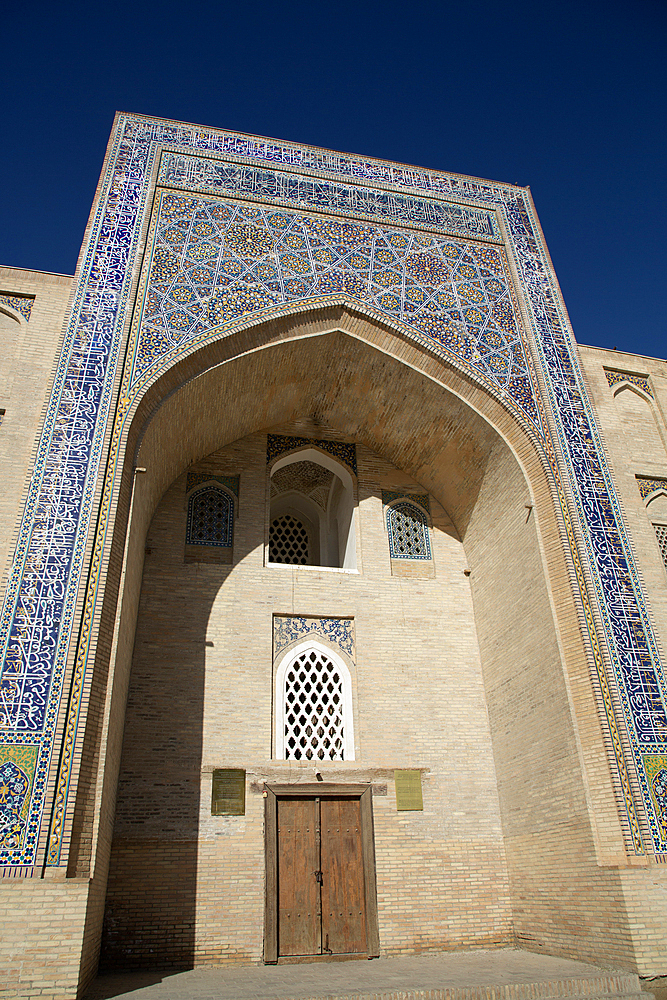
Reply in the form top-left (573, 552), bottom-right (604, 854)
top-left (211, 768), bottom-right (246, 815)
top-left (394, 769), bottom-right (423, 811)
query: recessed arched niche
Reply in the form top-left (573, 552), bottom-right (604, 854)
top-left (268, 447), bottom-right (357, 570)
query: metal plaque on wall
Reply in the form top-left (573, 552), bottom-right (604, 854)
top-left (211, 768), bottom-right (246, 815)
top-left (394, 770), bottom-right (423, 811)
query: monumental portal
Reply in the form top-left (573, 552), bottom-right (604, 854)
top-left (1, 114), bottom-right (667, 998)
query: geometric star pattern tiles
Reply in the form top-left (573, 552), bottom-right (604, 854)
top-left (136, 193), bottom-right (538, 424)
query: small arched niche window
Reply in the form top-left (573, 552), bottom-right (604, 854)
top-left (275, 641), bottom-right (355, 761)
top-left (386, 500), bottom-right (431, 560)
top-left (185, 483), bottom-right (235, 563)
top-left (268, 448), bottom-right (356, 569)
top-left (654, 524), bottom-right (667, 573)
top-left (644, 491), bottom-right (667, 577)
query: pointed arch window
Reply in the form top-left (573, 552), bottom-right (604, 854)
top-left (186, 485), bottom-right (234, 547)
top-left (654, 524), bottom-right (667, 573)
top-left (386, 501), bottom-right (431, 560)
top-left (275, 641), bottom-right (355, 761)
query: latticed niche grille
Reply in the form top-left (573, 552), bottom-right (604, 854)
top-left (269, 513), bottom-right (310, 564)
top-left (655, 524), bottom-right (667, 572)
top-left (276, 644), bottom-right (355, 761)
top-left (386, 501), bottom-right (431, 560)
top-left (186, 486), bottom-right (234, 547)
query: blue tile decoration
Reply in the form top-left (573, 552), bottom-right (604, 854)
top-left (385, 501), bottom-right (432, 561)
top-left (186, 487), bottom-right (234, 547)
top-left (0, 293), bottom-right (34, 322)
top-left (643, 755), bottom-right (667, 841)
top-left (0, 759), bottom-right (30, 849)
top-left (0, 744), bottom-right (39, 864)
top-left (273, 615), bottom-right (354, 660)
top-left (186, 472), bottom-right (239, 497)
top-left (381, 490), bottom-right (430, 513)
top-left (267, 434), bottom-right (357, 476)
top-left (159, 152), bottom-right (502, 242)
top-left (605, 369), bottom-right (652, 397)
top-left (132, 188), bottom-right (538, 426)
top-left (637, 477), bottom-right (667, 502)
top-left (0, 114), bottom-right (665, 869)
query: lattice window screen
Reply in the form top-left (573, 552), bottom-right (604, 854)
top-left (386, 502), bottom-right (431, 560)
top-left (283, 648), bottom-right (346, 760)
top-left (655, 524), bottom-right (667, 572)
top-left (187, 487), bottom-right (233, 547)
top-left (269, 514), bottom-right (310, 564)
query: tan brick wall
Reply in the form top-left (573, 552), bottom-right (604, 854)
top-left (0, 267), bottom-right (73, 585)
top-left (464, 438), bottom-right (638, 967)
top-left (103, 423), bottom-right (512, 967)
top-left (0, 878), bottom-right (89, 999)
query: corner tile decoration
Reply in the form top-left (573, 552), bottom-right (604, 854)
top-left (186, 472), bottom-right (239, 497)
top-left (381, 490), bottom-right (430, 513)
top-left (273, 615), bottom-right (354, 660)
top-left (0, 293), bottom-right (34, 322)
top-left (636, 477), bottom-right (667, 503)
top-left (605, 368), bottom-right (652, 398)
top-left (267, 434), bottom-right (357, 476)
top-left (1, 114), bottom-right (666, 870)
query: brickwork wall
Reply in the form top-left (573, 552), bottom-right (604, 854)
top-left (464, 438), bottom-right (641, 967)
top-left (0, 267), bottom-right (73, 584)
top-left (102, 422), bottom-right (513, 968)
top-left (0, 878), bottom-right (89, 999)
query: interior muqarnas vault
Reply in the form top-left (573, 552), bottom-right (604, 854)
top-left (2, 114), bottom-right (667, 999)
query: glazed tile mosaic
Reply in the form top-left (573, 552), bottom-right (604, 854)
top-left (386, 502), bottom-right (431, 561)
top-left (0, 293), bottom-right (34, 322)
top-left (273, 615), bottom-right (355, 660)
top-left (636, 477), bottom-right (667, 502)
top-left (186, 487), bottom-right (234, 548)
top-left (186, 472), bottom-right (239, 497)
top-left (132, 188), bottom-right (537, 425)
top-left (605, 369), bottom-right (652, 397)
top-left (381, 491), bottom-right (430, 513)
top-left (267, 435), bottom-right (357, 476)
top-left (1, 114), bottom-right (666, 870)
top-left (159, 152), bottom-right (502, 242)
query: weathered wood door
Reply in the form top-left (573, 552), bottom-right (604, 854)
top-left (276, 795), bottom-right (368, 957)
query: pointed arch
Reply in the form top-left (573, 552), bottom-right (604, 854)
top-left (274, 640), bottom-right (355, 761)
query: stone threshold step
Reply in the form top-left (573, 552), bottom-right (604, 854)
top-left (268, 992), bottom-right (649, 1000)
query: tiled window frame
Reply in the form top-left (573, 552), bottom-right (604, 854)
top-left (186, 483), bottom-right (235, 548)
top-left (385, 500), bottom-right (432, 560)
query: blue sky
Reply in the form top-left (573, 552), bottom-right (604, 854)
top-left (2, 0), bottom-right (665, 357)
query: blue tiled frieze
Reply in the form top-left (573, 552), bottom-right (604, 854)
top-left (159, 153), bottom-right (502, 242)
top-left (0, 114), bottom-right (665, 870)
top-left (273, 616), bottom-right (354, 660)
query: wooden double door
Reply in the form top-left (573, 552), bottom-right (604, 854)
top-left (264, 784), bottom-right (379, 962)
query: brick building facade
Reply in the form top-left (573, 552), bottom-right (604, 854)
top-left (1, 115), bottom-right (667, 998)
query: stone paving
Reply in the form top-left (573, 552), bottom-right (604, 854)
top-left (82, 949), bottom-right (646, 1000)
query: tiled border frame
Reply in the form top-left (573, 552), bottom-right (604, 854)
top-left (0, 114), bottom-right (665, 870)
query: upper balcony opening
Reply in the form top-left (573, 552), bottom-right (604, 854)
top-left (268, 447), bottom-right (357, 570)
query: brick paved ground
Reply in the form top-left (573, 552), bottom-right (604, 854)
top-left (82, 948), bottom-right (644, 1000)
